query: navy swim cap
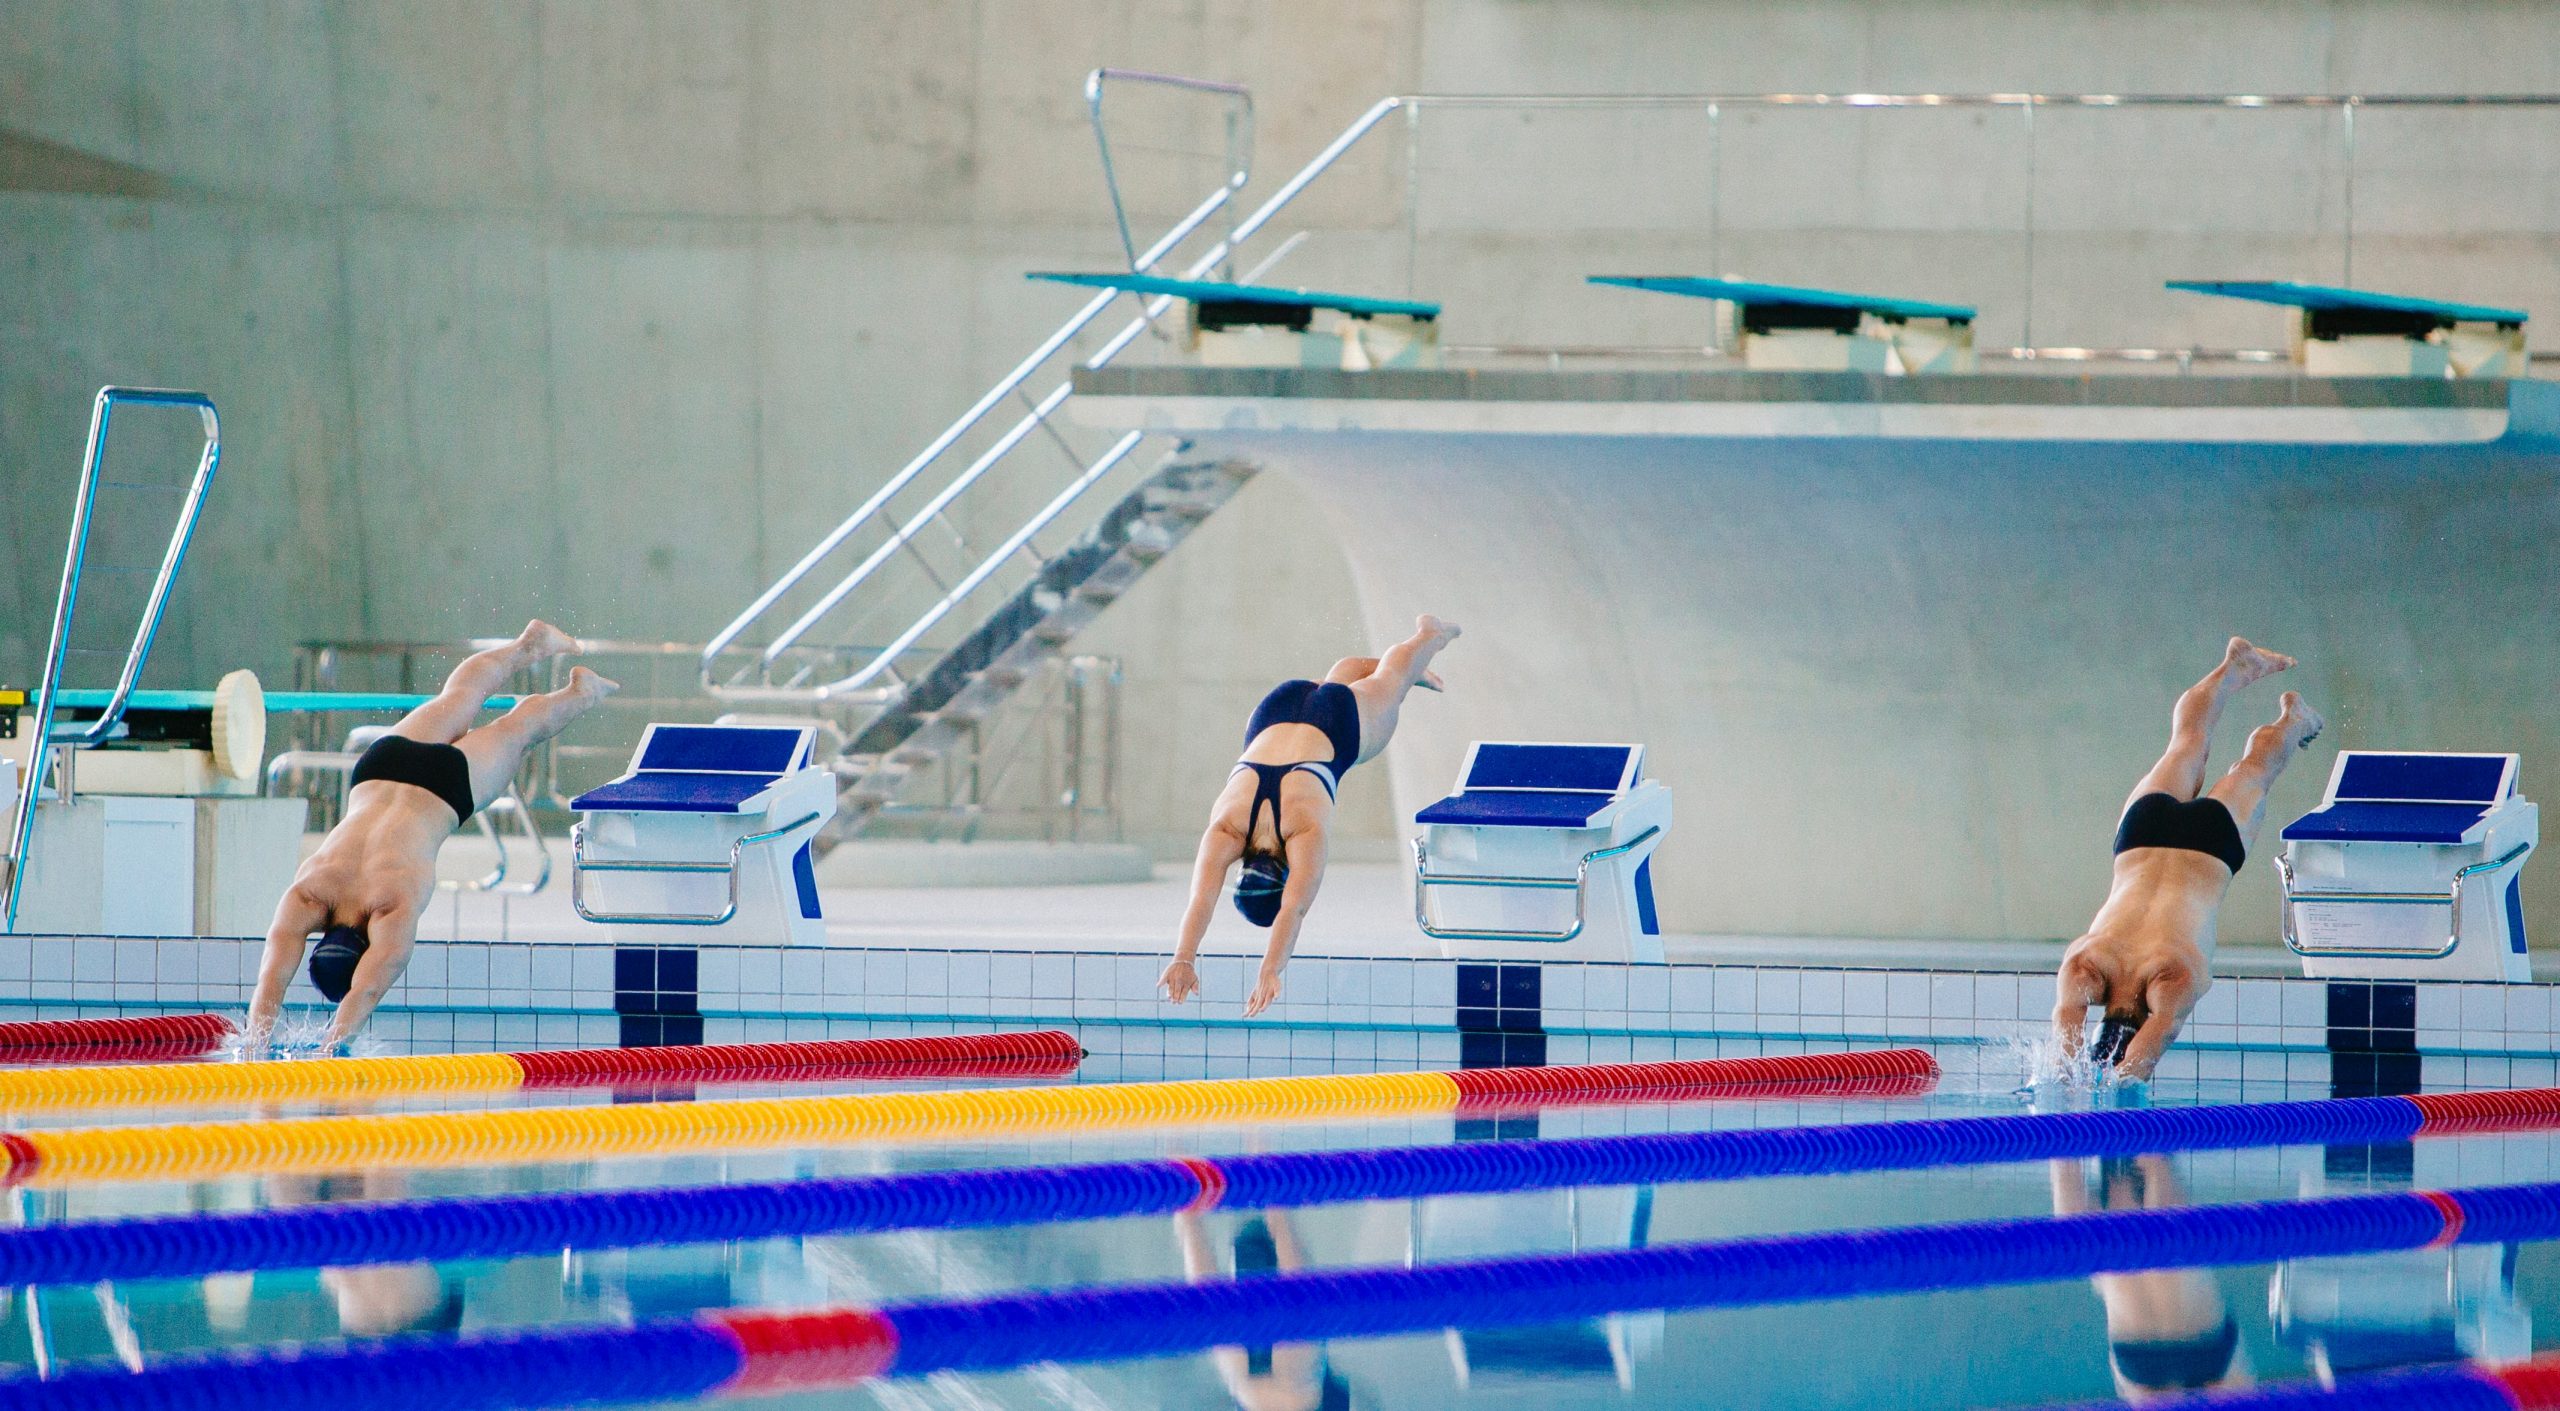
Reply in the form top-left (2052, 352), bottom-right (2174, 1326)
top-left (1233, 855), bottom-right (1287, 928)
top-left (308, 924), bottom-right (370, 1003)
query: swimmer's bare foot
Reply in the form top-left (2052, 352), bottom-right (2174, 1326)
top-left (1417, 614), bottom-right (1461, 644)
top-left (567, 666), bottom-right (619, 701)
top-left (516, 620), bottom-right (580, 662)
top-left (1418, 669), bottom-right (1446, 693)
top-left (2220, 636), bottom-right (2293, 690)
top-left (2276, 690), bottom-right (2324, 748)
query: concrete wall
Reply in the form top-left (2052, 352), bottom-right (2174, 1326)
top-left (5, 2), bottom-right (2560, 889)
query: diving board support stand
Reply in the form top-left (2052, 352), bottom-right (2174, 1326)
top-left (570, 724), bottom-right (836, 945)
top-left (2168, 281), bottom-right (2529, 378)
top-left (1412, 742), bottom-right (1671, 963)
top-left (2276, 751), bottom-right (2537, 982)
top-left (1590, 276), bottom-right (1977, 374)
top-left (1030, 272), bottom-right (1441, 371)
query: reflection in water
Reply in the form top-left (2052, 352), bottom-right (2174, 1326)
top-left (2050, 1155), bottom-right (2250, 1402)
top-left (263, 1172), bottom-right (459, 1338)
top-left (1177, 1208), bottom-right (1353, 1411)
top-left (1411, 1183), bottom-right (1658, 1393)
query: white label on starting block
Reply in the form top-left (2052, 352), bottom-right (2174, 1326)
top-left (2296, 901), bottom-right (2448, 955)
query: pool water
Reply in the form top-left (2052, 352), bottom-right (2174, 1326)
top-left (6, 1027), bottom-right (2558, 1410)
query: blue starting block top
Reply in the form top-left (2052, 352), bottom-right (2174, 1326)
top-left (1416, 742), bottom-right (1643, 828)
top-left (2281, 751), bottom-right (2518, 844)
top-left (571, 724), bottom-right (814, 815)
top-left (1027, 272), bottom-right (1441, 320)
top-left (46, 688), bottom-right (520, 713)
top-left (1589, 276), bottom-right (1976, 324)
top-left (2167, 280), bottom-right (2528, 327)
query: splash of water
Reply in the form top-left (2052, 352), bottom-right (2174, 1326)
top-left (216, 1013), bottom-right (385, 1061)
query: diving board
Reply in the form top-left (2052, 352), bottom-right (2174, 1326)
top-left (47, 689), bottom-right (521, 713)
top-left (1029, 271), bottom-right (1440, 371)
top-left (2169, 280), bottom-right (2529, 378)
top-left (1592, 276), bottom-right (1977, 374)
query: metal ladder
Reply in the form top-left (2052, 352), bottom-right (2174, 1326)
top-left (2, 388), bottom-right (222, 932)
top-left (701, 70), bottom-right (1310, 843)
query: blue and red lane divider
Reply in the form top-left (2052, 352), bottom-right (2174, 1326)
top-left (17, 1180), bottom-right (2560, 1410)
top-left (0, 1078), bottom-right (2545, 1288)
top-left (2041, 1356), bottom-right (2560, 1411)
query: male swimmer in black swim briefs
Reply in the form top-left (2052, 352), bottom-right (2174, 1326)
top-left (2054, 638), bottom-right (2324, 1079)
top-left (1162, 615), bottom-right (1462, 1017)
top-left (247, 622), bottom-right (616, 1049)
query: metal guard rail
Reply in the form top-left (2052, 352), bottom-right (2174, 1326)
top-left (2274, 840), bottom-right (2534, 960)
top-left (4, 388), bottom-right (221, 933)
top-left (1412, 826), bottom-right (1662, 944)
top-left (569, 811), bottom-right (826, 927)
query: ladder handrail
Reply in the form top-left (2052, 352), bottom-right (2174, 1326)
top-left (4, 387), bottom-right (221, 932)
top-left (1088, 68), bottom-right (1252, 277)
top-left (705, 97), bottom-right (1405, 707)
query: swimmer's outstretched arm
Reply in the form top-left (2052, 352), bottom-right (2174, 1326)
top-left (1245, 829), bottom-right (1328, 1017)
top-left (1162, 822), bottom-right (1246, 1004)
top-left (246, 886), bottom-right (328, 1047)
top-left (325, 905), bottom-right (419, 1047)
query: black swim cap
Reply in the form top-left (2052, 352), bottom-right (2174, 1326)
top-left (308, 924), bottom-right (370, 1003)
top-left (1233, 855), bottom-right (1287, 928)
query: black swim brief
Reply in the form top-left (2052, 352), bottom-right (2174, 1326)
top-left (2113, 791), bottom-right (2247, 875)
top-left (350, 734), bottom-right (477, 824)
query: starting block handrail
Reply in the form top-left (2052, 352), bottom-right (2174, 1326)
top-left (4, 387), bottom-right (221, 934)
top-left (2274, 840), bottom-right (2533, 960)
top-left (569, 810), bottom-right (825, 927)
top-left (1412, 826), bottom-right (1661, 943)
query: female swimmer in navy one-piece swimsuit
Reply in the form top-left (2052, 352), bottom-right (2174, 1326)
top-left (1162, 615), bottom-right (1462, 1016)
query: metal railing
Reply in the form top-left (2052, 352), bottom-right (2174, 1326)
top-left (867, 653), bottom-right (1124, 844)
top-left (3, 388), bottom-right (221, 932)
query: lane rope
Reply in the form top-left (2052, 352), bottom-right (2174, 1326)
top-left (11, 1072), bottom-right (2554, 1288)
top-left (0, 1014), bottom-right (230, 1051)
top-left (0, 1030), bottom-right (1085, 1109)
top-left (0, 1048), bottom-right (1936, 1187)
top-left (13, 1177), bottom-right (2557, 1411)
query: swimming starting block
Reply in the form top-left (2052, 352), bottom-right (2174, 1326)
top-left (1411, 742), bottom-right (1671, 963)
top-left (1029, 271), bottom-right (1442, 370)
top-left (569, 724), bottom-right (835, 944)
top-left (2276, 751), bottom-right (2537, 982)
top-left (2168, 280), bottom-right (2530, 378)
top-left (1590, 276), bottom-right (1978, 374)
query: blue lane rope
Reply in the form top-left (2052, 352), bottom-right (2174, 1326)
top-left (11, 1184), bottom-right (2560, 1411)
top-left (0, 1094), bottom-right (2452, 1287)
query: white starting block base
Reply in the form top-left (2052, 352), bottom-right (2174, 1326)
top-left (571, 725), bottom-right (837, 947)
top-left (11, 794), bottom-right (304, 937)
top-left (1412, 742), bottom-right (1671, 964)
top-left (2278, 751), bottom-right (2536, 983)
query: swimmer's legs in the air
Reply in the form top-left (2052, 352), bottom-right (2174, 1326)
top-left (2124, 637), bottom-right (2295, 807)
top-left (389, 621), bottom-right (583, 746)
top-left (2204, 691), bottom-right (2326, 846)
top-left (453, 666), bottom-right (619, 808)
top-left (1331, 615), bottom-right (1462, 767)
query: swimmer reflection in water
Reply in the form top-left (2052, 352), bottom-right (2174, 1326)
top-left (2053, 638), bottom-right (2324, 1079)
top-left (1175, 1207), bottom-right (1354, 1411)
top-left (1162, 616), bottom-right (1461, 1016)
top-left (2053, 1155), bottom-right (2251, 1399)
top-left (247, 622), bottom-right (616, 1050)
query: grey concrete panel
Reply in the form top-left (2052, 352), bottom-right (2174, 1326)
top-left (129, 0), bottom-right (341, 201)
top-left (757, 0), bottom-right (978, 222)
top-left (341, 209), bottom-right (564, 639)
top-left (537, 1), bottom-right (757, 217)
top-left (333, 0), bottom-right (547, 209)
top-left (543, 230), bottom-right (763, 639)
top-left (0, 0), bottom-right (142, 163)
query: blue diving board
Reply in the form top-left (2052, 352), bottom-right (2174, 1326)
top-left (2168, 281), bottom-right (2528, 327)
top-left (1589, 276), bottom-right (1976, 324)
top-left (46, 688), bottom-right (520, 713)
top-left (1027, 272), bottom-right (1440, 320)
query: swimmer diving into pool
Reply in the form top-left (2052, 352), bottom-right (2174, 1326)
top-left (2053, 637), bottom-right (2324, 1080)
top-left (1162, 615), bottom-right (1462, 1016)
top-left (247, 622), bottom-right (616, 1049)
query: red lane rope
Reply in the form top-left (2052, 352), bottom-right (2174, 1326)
top-left (508, 1031), bottom-right (1084, 1086)
top-left (0, 1014), bottom-right (232, 1050)
top-left (1443, 1049), bottom-right (1938, 1101)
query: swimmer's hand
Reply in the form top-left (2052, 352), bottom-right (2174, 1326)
top-left (1159, 959), bottom-right (1200, 1004)
top-left (1244, 967), bottom-right (1284, 1018)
